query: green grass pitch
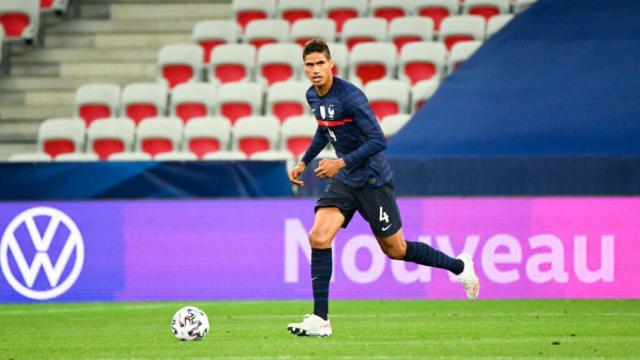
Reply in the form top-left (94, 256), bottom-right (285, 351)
top-left (1, 300), bottom-right (639, 359)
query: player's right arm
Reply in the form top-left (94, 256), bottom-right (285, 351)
top-left (289, 127), bottom-right (329, 186)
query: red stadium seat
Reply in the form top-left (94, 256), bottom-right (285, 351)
top-left (370, 0), bottom-right (413, 23)
top-left (323, 0), bottom-right (367, 34)
top-left (192, 20), bottom-right (241, 63)
top-left (349, 42), bottom-right (396, 86)
top-left (257, 43), bottom-right (301, 86)
top-left (232, 116), bottom-right (280, 157)
top-left (389, 17), bottom-right (435, 53)
top-left (74, 83), bottom-right (121, 127)
top-left (0, 0), bottom-right (39, 41)
top-left (277, 0), bottom-right (322, 25)
top-left (399, 41), bottom-right (447, 84)
top-left (232, 0), bottom-right (276, 31)
top-left (209, 44), bottom-right (256, 84)
top-left (341, 18), bottom-right (388, 51)
top-left (87, 118), bottom-right (135, 160)
top-left (266, 81), bottom-right (309, 123)
top-left (364, 79), bottom-right (410, 120)
top-left (414, 0), bottom-right (459, 32)
top-left (37, 118), bottom-right (85, 159)
top-left (216, 82), bottom-right (263, 124)
top-left (463, 0), bottom-right (510, 22)
top-left (281, 115), bottom-right (316, 158)
top-left (244, 19), bottom-right (289, 50)
top-left (121, 82), bottom-right (168, 125)
top-left (136, 117), bottom-right (183, 157)
top-left (156, 44), bottom-right (203, 88)
top-left (169, 83), bottom-right (217, 124)
top-left (439, 15), bottom-right (485, 50)
top-left (184, 116), bottom-right (232, 158)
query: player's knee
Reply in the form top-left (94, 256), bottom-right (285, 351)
top-left (308, 229), bottom-right (332, 248)
top-left (381, 242), bottom-right (406, 260)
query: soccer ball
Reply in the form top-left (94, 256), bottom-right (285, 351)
top-left (171, 306), bottom-right (210, 341)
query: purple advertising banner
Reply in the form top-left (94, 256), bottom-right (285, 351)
top-left (1, 198), bottom-right (639, 303)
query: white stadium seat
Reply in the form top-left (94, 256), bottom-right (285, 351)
top-left (209, 43), bottom-right (257, 84)
top-left (154, 151), bottom-right (198, 161)
top-left (388, 16), bottom-right (435, 53)
top-left (266, 81), bottom-right (309, 123)
top-left (341, 17), bottom-right (388, 51)
top-left (323, 0), bottom-right (368, 34)
top-left (277, 0), bottom-right (323, 25)
top-left (183, 116), bottom-right (233, 158)
top-left (411, 79), bottom-right (440, 112)
top-left (202, 151), bottom-right (247, 160)
top-left (38, 118), bottom-right (85, 159)
top-left (439, 15), bottom-right (486, 50)
top-left (326, 42), bottom-right (349, 77)
top-left (244, 19), bottom-right (289, 49)
top-left (170, 83), bottom-right (217, 124)
top-left (87, 117), bottom-right (136, 160)
top-left (136, 117), bottom-right (183, 157)
top-left (0, 0), bottom-right (40, 41)
top-left (256, 43), bottom-right (302, 86)
top-left (192, 20), bottom-right (242, 63)
top-left (370, 0), bottom-right (413, 23)
top-left (291, 18), bottom-right (337, 47)
top-left (399, 41), bottom-right (447, 84)
top-left (448, 40), bottom-right (483, 74)
top-left (413, 0), bottom-right (460, 32)
top-left (157, 43), bottom-right (204, 88)
top-left (55, 153), bottom-right (100, 162)
top-left (7, 152), bottom-right (52, 162)
top-left (364, 79), bottom-right (410, 120)
top-left (121, 82), bottom-right (168, 125)
top-left (232, 0), bottom-right (277, 31)
top-left (232, 115), bottom-right (280, 157)
top-left (380, 113), bottom-right (412, 139)
top-left (349, 42), bottom-right (397, 85)
top-left (463, 0), bottom-right (510, 22)
top-left (487, 14), bottom-right (514, 37)
top-left (216, 82), bottom-right (263, 125)
top-left (280, 115), bottom-right (316, 158)
top-left (108, 152), bottom-right (153, 161)
top-left (74, 83), bottom-right (121, 127)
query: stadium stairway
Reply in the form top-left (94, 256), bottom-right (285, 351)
top-left (0, 0), bottom-right (231, 160)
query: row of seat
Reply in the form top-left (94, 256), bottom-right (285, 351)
top-left (231, 0), bottom-right (533, 31)
top-left (0, 0), bottom-right (69, 42)
top-left (22, 114), bottom-right (411, 162)
top-left (160, 37), bottom-right (482, 90)
top-left (71, 77), bottom-right (441, 128)
top-left (193, 15), bottom-right (511, 63)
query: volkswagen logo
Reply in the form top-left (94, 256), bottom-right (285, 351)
top-left (1, 207), bottom-right (84, 300)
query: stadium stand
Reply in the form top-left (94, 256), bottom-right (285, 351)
top-left (290, 18), bottom-right (337, 47)
top-left (439, 15), bottom-right (485, 50)
top-left (323, 0), bottom-right (368, 34)
top-left (280, 115), bottom-right (316, 158)
top-left (74, 83), bottom-right (121, 127)
top-left (37, 118), bottom-right (85, 158)
top-left (266, 81), bottom-right (309, 123)
top-left (388, 17), bottom-right (435, 53)
top-left (157, 43), bottom-right (204, 88)
top-left (121, 82), bottom-right (168, 125)
top-left (256, 43), bottom-right (302, 86)
top-left (169, 83), bottom-right (217, 123)
top-left (216, 81), bottom-right (263, 124)
top-left (463, 0), bottom-right (510, 21)
top-left (399, 41), bottom-right (447, 84)
top-left (86, 117), bottom-right (136, 160)
top-left (276, 0), bottom-right (323, 25)
top-left (231, 0), bottom-right (276, 31)
top-left (370, 0), bottom-right (413, 23)
top-left (341, 17), bottom-right (387, 50)
top-left (232, 115), bottom-right (280, 157)
top-left (192, 20), bottom-right (241, 63)
top-left (243, 19), bottom-right (289, 49)
top-left (209, 43), bottom-right (256, 83)
top-left (413, 0), bottom-right (459, 32)
top-left (0, 0), bottom-right (40, 42)
top-left (184, 116), bottom-right (232, 158)
top-left (136, 117), bottom-right (183, 157)
top-left (349, 42), bottom-right (397, 85)
top-left (364, 79), bottom-right (410, 120)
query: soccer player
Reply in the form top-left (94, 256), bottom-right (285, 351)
top-left (286, 40), bottom-right (480, 337)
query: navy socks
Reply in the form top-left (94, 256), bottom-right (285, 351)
top-left (311, 247), bottom-right (332, 321)
top-left (404, 241), bottom-right (464, 275)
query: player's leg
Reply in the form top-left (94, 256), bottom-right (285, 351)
top-left (288, 180), bottom-right (357, 337)
top-left (357, 183), bottom-right (480, 300)
top-left (287, 208), bottom-right (343, 337)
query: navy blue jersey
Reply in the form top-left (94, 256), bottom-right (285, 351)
top-left (301, 77), bottom-right (393, 188)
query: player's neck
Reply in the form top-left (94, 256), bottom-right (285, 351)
top-left (315, 76), bottom-right (334, 97)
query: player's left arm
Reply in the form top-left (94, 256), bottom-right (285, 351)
top-left (314, 90), bottom-right (386, 178)
top-left (341, 90), bottom-right (386, 169)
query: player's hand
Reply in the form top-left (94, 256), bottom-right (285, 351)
top-left (288, 162), bottom-right (306, 186)
top-left (314, 159), bottom-right (346, 179)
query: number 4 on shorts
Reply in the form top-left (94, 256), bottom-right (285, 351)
top-left (379, 206), bottom-right (389, 223)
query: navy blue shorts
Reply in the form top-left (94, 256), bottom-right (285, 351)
top-left (315, 179), bottom-right (402, 237)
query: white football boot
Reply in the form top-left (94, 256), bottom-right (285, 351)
top-left (457, 253), bottom-right (480, 300)
top-left (287, 314), bottom-right (332, 337)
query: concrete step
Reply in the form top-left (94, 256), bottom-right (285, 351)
top-left (95, 33), bottom-right (192, 49)
top-left (0, 92), bottom-right (25, 107)
top-left (0, 119), bottom-right (44, 143)
top-left (46, 34), bottom-right (96, 48)
top-left (14, 48), bottom-right (159, 63)
top-left (0, 76), bottom-right (151, 91)
top-left (60, 62), bottom-right (156, 77)
top-left (110, 3), bottom-right (230, 20)
top-left (10, 64), bottom-right (60, 77)
top-left (0, 106), bottom-right (72, 122)
top-left (48, 19), bottom-right (213, 35)
top-left (24, 91), bottom-right (76, 107)
top-left (0, 143), bottom-right (38, 160)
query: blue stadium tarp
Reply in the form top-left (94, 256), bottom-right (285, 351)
top-left (386, 0), bottom-right (640, 195)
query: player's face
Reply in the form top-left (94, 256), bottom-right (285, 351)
top-left (303, 52), bottom-right (334, 88)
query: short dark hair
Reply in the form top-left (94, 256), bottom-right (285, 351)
top-left (302, 39), bottom-right (332, 60)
